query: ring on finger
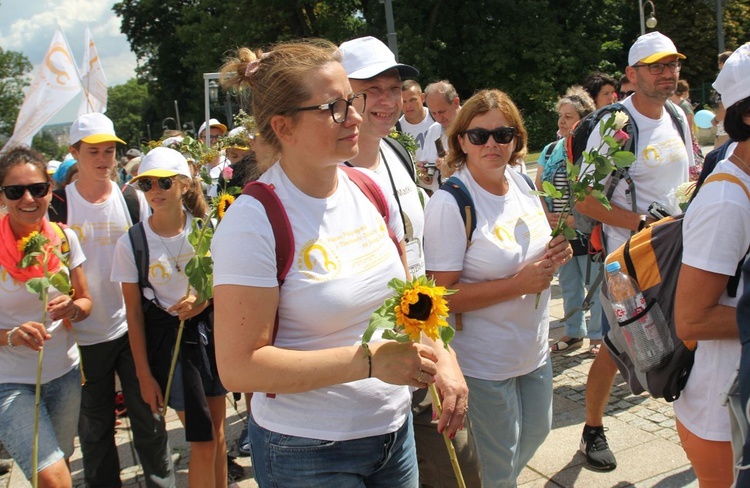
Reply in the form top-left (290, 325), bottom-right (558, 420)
top-left (417, 370), bottom-right (424, 383)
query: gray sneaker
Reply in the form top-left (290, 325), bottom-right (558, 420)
top-left (580, 425), bottom-right (617, 471)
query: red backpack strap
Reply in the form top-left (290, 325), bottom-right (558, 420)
top-left (241, 181), bottom-right (294, 399)
top-left (340, 166), bottom-right (403, 256)
top-left (241, 181), bottom-right (294, 285)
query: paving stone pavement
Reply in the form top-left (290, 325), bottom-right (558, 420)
top-left (3, 157), bottom-right (717, 487)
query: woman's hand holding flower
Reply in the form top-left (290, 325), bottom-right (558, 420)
top-left (370, 341), bottom-right (438, 388)
top-left (47, 294), bottom-right (77, 322)
top-left (517, 259), bottom-right (556, 295)
top-left (545, 234), bottom-right (572, 267)
top-left (431, 352), bottom-right (469, 438)
top-left (12, 322), bottom-right (50, 351)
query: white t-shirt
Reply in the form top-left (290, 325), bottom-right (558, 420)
top-left (207, 155), bottom-right (231, 198)
top-left (423, 166), bottom-right (552, 381)
top-left (419, 123), bottom-right (447, 194)
top-left (212, 163), bottom-right (410, 441)
top-left (399, 107), bottom-right (435, 162)
top-left (371, 139), bottom-right (426, 278)
top-left (110, 214), bottom-right (197, 312)
top-left (586, 98), bottom-right (692, 251)
top-left (674, 155), bottom-right (748, 442)
top-left (0, 228), bottom-right (85, 384)
top-left (60, 181), bottom-right (151, 345)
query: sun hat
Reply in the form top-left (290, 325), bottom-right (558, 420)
top-left (713, 42), bottom-right (750, 109)
top-left (125, 148), bottom-right (142, 158)
top-left (339, 36), bottom-right (419, 80)
top-left (69, 113), bottom-right (125, 145)
top-left (198, 118), bottom-right (228, 137)
top-left (628, 32), bottom-right (686, 67)
top-left (47, 160), bottom-right (61, 175)
top-left (130, 147), bottom-right (191, 182)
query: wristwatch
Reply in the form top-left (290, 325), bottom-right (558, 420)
top-left (638, 214), bottom-right (648, 231)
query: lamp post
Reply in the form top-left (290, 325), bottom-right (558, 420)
top-left (379, 0), bottom-right (399, 60)
top-left (203, 73), bottom-right (220, 147)
top-left (638, 0), bottom-right (657, 36)
top-left (161, 117), bottom-right (177, 134)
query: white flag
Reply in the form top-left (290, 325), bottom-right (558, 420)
top-left (78, 27), bottom-right (108, 116)
top-left (1, 29), bottom-right (81, 153)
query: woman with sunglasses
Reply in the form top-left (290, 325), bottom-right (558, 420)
top-left (536, 87), bottom-right (603, 356)
top-left (0, 147), bottom-right (92, 486)
top-left (211, 40), bottom-right (467, 487)
top-left (424, 89), bottom-right (572, 486)
top-left (110, 147), bottom-right (228, 487)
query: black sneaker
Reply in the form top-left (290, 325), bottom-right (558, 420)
top-left (227, 454), bottom-right (244, 481)
top-left (580, 425), bottom-right (617, 471)
top-left (0, 458), bottom-right (11, 476)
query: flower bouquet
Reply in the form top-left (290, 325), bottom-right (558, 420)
top-left (533, 111), bottom-right (636, 306)
top-left (18, 231), bottom-right (73, 488)
top-left (362, 276), bottom-right (466, 487)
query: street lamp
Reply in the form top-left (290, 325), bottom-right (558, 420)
top-left (162, 117), bottom-right (177, 133)
top-left (639, 0), bottom-right (657, 35)
top-left (379, 0), bottom-right (399, 60)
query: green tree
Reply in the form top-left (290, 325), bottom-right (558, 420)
top-left (31, 131), bottom-right (66, 160)
top-left (0, 47), bottom-right (33, 137)
top-left (106, 78), bottom-right (150, 149)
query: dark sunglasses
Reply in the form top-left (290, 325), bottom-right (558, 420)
top-left (0, 182), bottom-right (51, 200)
top-left (136, 177), bottom-right (175, 192)
top-left (619, 90), bottom-right (635, 99)
top-left (463, 127), bottom-right (516, 145)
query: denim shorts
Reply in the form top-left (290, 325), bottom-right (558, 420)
top-left (168, 357), bottom-right (227, 411)
top-left (249, 412), bottom-right (419, 487)
top-left (0, 366), bottom-right (81, 479)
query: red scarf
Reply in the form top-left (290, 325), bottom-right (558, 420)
top-left (0, 215), bottom-right (63, 283)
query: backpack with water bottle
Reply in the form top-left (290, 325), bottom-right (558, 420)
top-left (601, 173), bottom-right (750, 402)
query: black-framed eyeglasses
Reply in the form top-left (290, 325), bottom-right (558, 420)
top-left (0, 182), bottom-right (51, 200)
top-left (463, 127), bottom-right (517, 145)
top-left (293, 92), bottom-right (367, 123)
top-left (632, 61), bottom-right (681, 75)
top-left (136, 177), bottom-right (175, 192)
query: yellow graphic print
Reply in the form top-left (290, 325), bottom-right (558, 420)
top-left (299, 241), bottom-right (341, 281)
top-left (149, 261), bottom-right (171, 286)
top-left (71, 225), bottom-right (86, 245)
top-left (643, 145), bottom-right (661, 168)
top-left (45, 44), bottom-right (75, 86)
top-left (0, 269), bottom-right (23, 292)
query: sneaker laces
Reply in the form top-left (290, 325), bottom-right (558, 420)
top-left (586, 427), bottom-right (610, 452)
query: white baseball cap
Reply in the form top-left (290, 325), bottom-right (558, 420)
top-left (46, 160), bottom-right (61, 175)
top-left (69, 113), bottom-right (125, 145)
top-left (713, 42), bottom-right (750, 109)
top-left (339, 36), bottom-right (419, 80)
top-left (198, 118), bottom-right (228, 137)
top-left (130, 147), bottom-right (191, 182)
top-left (628, 32), bottom-right (685, 67)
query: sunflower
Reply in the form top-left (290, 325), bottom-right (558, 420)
top-left (216, 193), bottom-right (235, 220)
top-left (17, 231), bottom-right (44, 253)
top-left (394, 283), bottom-right (451, 342)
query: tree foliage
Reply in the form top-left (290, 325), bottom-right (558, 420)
top-left (106, 78), bottom-right (150, 149)
top-left (31, 131), bottom-right (67, 160)
top-left (0, 47), bottom-right (33, 137)
top-left (113, 0), bottom-right (750, 149)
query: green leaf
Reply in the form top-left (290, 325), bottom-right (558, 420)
top-left (49, 271), bottom-right (71, 295)
top-left (185, 256), bottom-right (200, 277)
top-left (19, 252), bottom-right (40, 269)
top-left (611, 151), bottom-right (636, 168)
top-left (439, 324), bottom-right (455, 347)
top-left (562, 225), bottom-right (578, 240)
top-left (591, 189), bottom-right (612, 210)
top-left (382, 329), bottom-right (413, 342)
top-left (542, 180), bottom-right (561, 199)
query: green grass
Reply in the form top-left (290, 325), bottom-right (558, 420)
top-left (525, 150), bottom-right (541, 163)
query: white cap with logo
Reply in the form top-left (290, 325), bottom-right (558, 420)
top-left (130, 147), bottom-right (191, 182)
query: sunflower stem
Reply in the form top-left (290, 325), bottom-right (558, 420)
top-left (32, 287), bottom-right (48, 488)
top-left (428, 383), bottom-right (466, 488)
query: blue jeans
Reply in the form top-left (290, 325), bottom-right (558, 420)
top-left (248, 413), bottom-right (419, 487)
top-left (465, 359), bottom-right (553, 488)
top-left (0, 366), bottom-right (81, 479)
top-left (558, 255), bottom-right (603, 340)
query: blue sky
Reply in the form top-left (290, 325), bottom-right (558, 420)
top-left (0, 0), bottom-right (138, 124)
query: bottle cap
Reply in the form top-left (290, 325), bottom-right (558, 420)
top-left (605, 261), bottom-right (622, 274)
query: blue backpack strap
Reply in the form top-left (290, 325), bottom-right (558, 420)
top-left (439, 176), bottom-right (476, 247)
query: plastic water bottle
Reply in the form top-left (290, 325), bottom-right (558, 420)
top-left (606, 261), bottom-right (670, 372)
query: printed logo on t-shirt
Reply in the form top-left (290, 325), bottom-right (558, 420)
top-left (0, 269), bottom-right (23, 292)
top-left (70, 224), bottom-right (86, 245)
top-left (149, 258), bottom-right (173, 286)
top-left (299, 240), bottom-right (341, 281)
top-left (642, 137), bottom-right (686, 169)
top-left (491, 209), bottom-right (548, 250)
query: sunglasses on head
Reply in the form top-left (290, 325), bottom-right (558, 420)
top-left (463, 127), bottom-right (516, 145)
top-left (136, 177), bottom-right (175, 192)
top-left (0, 182), bottom-right (51, 200)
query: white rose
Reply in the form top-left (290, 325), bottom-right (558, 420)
top-left (613, 111), bottom-right (629, 130)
